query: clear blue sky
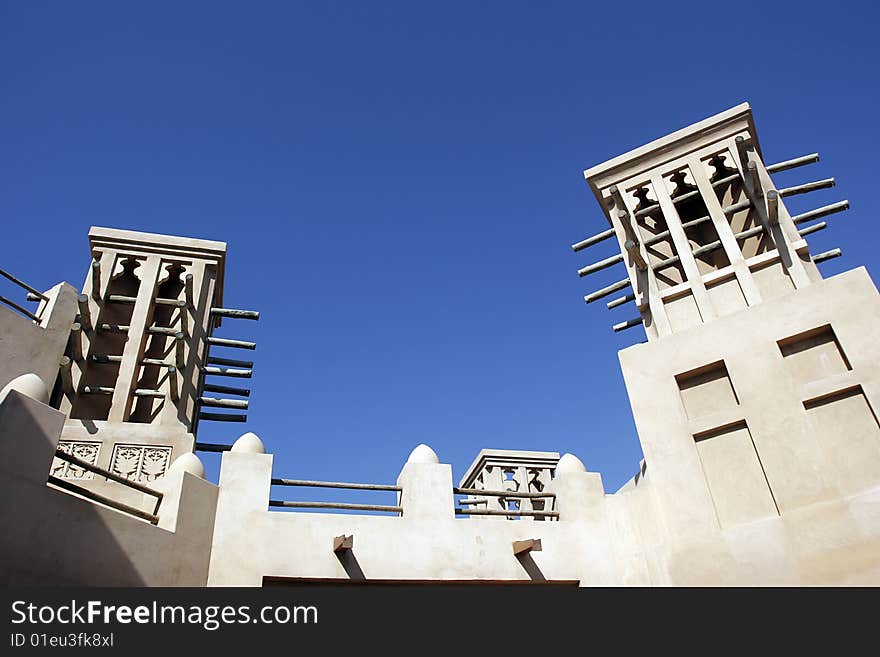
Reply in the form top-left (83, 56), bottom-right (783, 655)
top-left (2, 2), bottom-right (878, 495)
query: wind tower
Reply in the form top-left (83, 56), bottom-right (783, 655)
top-left (51, 227), bottom-right (259, 503)
top-left (573, 103), bottom-right (880, 540)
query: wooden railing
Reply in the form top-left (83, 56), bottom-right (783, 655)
top-left (47, 449), bottom-right (163, 524)
top-left (269, 478), bottom-right (402, 515)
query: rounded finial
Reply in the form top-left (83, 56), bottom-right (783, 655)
top-left (0, 373), bottom-right (50, 405)
top-left (406, 443), bottom-right (439, 464)
top-left (231, 431), bottom-right (265, 454)
top-left (169, 452), bottom-right (206, 479)
top-left (556, 453), bottom-right (587, 475)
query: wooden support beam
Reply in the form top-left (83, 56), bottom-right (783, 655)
top-left (613, 317), bottom-right (643, 333)
top-left (584, 278), bottom-right (630, 304)
top-left (76, 294), bottom-right (91, 331)
top-left (132, 389), bottom-right (164, 398)
top-left (199, 396), bottom-right (249, 410)
top-left (779, 178), bottom-right (835, 197)
top-left (207, 336), bottom-right (256, 350)
top-left (797, 221), bottom-right (827, 237)
top-left (90, 354), bottom-right (122, 364)
top-left (814, 248), bottom-right (842, 264)
top-left (607, 293), bottom-right (636, 310)
top-left (767, 190), bottom-right (779, 225)
top-left (766, 153), bottom-right (819, 174)
top-left (333, 535), bottom-right (354, 553)
top-left (202, 382), bottom-right (250, 397)
top-left (59, 356), bottom-right (73, 394)
top-left (194, 442), bottom-right (233, 452)
top-left (175, 331), bottom-right (186, 369)
top-left (167, 365), bottom-right (179, 402)
top-left (747, 161), bottom-right (763, 199)
top-left (202, 366), bottom-right (252, 378)
top-left (198, 412), bottom-right (247, 422)
top-left (571, 228), bottom-right (615, 252)
top-left (207, 355), bottom-right (254, 368)
top-left (98, 323), bottom-right (129, 334)
top-left (513, 539), bottom-right (542, 555)
top-left (184, 273), bottom-right (194, 308)
top-left (68, 323), bottom-right (83, 361)
top-left (211, 307), bottom-right (260, 321)
top-left (791, 200), bottom-right (849, 225)
top-left (91, 261), bottom-right (101, 301)
top-left (82, 385), bottom-right (114, 395)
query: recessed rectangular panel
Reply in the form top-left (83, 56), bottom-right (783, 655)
top-left (779, 325), bottom-right (850, 384)
top-left (695, 423), bottom-right (778, 528)
top-left (751, 260), bottom-right (794, 301)
top-left (665, 293), bottom-right (702, 332)
top-left (805, 387), bottom-right (880, 496)
top-left (677, 361), bottom-right (739, 420)
top-left (706, 277), bottom-right (746, 317)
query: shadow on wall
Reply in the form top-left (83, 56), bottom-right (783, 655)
top-left (0, 389), bottom-right (217, 586)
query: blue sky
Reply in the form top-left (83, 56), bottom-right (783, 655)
top-left (2, 1), bottom-right (878, 494)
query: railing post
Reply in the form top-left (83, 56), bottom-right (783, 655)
top-left (549, 453), bottom-right (605, 522)
top-left (395, 444), bottom-right (454, 521)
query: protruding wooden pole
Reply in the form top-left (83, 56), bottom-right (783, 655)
top-left (206, 336), bottom-right (257, 350)
top-left (779, 178), bottom-right (835, 197)
top-left (814, 248), bottom-right (842, 263)
top-left (167, 365), bottom-right (179, 402)
top-left (199, 397), bottom-right (249, 410)
top-left (184, 273), bottom-right (194, 308)
top-left (607, 293), bottom-right (636, 310)
top-left (77, 294), bottom-right (91, 331)
top-left (766, 153), bottom-right (819, 174)
top-left (202, 383), bottom-right (250, 397)
top-left (513, 538), bottom-right (542, 555)
top-left (210, 307), bottom-right (260, 320)
top-left (747, 161), bottom-right (763, 199)
top-left (207, 356), bottom-right (253, 368)
top-left (571, 228), bottom-right (615, 252)
top-left (175, 331), bottom-right (186, 369)
top-left (797, 221), bottom-right (827, 237)
top-left (69, 323), bottom-right (83, 361)
top-left (178, 300), bottom-right (188, 335)
top-left (198, 412), bottom-right (247, 422)
top-left (584, 278), bottom-right (630, 304)
top-left (333, 535), bottom-right (354, 553)
top-left (766, 190), bottom-right (779, 225)
top-left (90, 261), bottom-right (101, 301)
top-left (59, 356), bottom-right (73, 394)
top-left (791, 200), bottom-right (849, 225)
top-left (613, 317), bottom-right (643, 333)
top-left (202, 366), bottom-right (252, 378)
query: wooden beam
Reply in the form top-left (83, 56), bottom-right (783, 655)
top-left (333, 534), bottom-right (354, 553)
top-left (513, 539), bottom-right (542, 555)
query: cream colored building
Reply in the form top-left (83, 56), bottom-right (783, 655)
top-left (1, 102), bottom-right (878, 586)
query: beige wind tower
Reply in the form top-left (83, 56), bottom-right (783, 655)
top-left (573, 103), bottom-right (880, 551)
top-left (51, 227), bottom-right (259, 506)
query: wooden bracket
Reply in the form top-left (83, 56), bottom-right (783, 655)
top-left (333, 534), bottom-right (354, 553)
top-left (513, 538), bottom-right (542, 555)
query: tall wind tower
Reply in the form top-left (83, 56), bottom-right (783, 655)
top-left (51, 227), bottom-right (259, 504)
top-left (573, 103), bottom-right (880, 543)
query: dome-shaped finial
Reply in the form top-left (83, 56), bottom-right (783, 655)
top-left (0, 373), bottom-right (50, 405)
top-left (231, 432), bottom-right (265, 454)
top-left (169, 452), bottom-right (206, 479)
top-left (406, 443), bottom-right (439, 464)
top-left (556, 453), bottom-right (587, 475)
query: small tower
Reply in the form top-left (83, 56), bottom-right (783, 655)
top-left (52, 227), bottom-right (258, 500)
top-left (573, 103), bottom-right (880, 537)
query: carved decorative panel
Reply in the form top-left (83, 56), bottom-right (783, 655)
top-left (52, 441), bottom-right (101, 480)
top-left (109, 444), bottom-right (172, 483)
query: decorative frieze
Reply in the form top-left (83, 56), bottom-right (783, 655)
top-left (52, 441), bottom-right (101, 480)
top-left (109, 444), bottom-right (172, 483)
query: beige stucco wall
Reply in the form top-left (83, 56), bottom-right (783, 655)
top-left (0, 390), bottom-right (218, 586)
